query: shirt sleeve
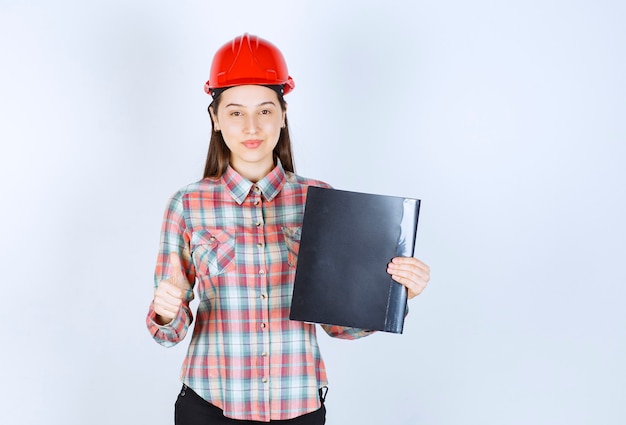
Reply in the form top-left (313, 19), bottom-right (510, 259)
top-left (319, 305), bottom-right (410, 339)
top-left (146, 191), bottom-right (196, 347)
top-left (320, 324), bottom-right (376, 340)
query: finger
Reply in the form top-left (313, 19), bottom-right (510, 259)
top-left (153, 302), bottom-right (178, 322)
top-left (153, 282), bottom-right (188, 323)
top-left (169, 251), bottom-right (181, 266)
top-left (387, 263), bottom-right (429, 282)
top-left (389, 258), bottom-right (430, 279)
top-left (391, 256), bottom-right (418, 264)
top-left (387, 263), bottom-right (429, 299)
top-left (156, 280), bottom-right (184, 299)
top-left (168, 252), bottom-right (192, 291)
top-left (154, 298), bottom-right (179, 316)
top-left (156, 287), bottom-right (184, 306)
top-left (391, 257), bottom-right (430, 272)
top-left (389, 271), bottom-right (428, 295)
top-left (157, 282), bottom-right (194, 313)
top-left (387, 267), bottom-right (416, 281)
top-left (168, 252), bottom-right (183, 277)
top-left (153, 290), bottom-right (181, 313)
top-left (390, 274), bottom-right (427, 299)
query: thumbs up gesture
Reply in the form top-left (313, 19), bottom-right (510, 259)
top-left (153, 252), bottom-right (194, 325)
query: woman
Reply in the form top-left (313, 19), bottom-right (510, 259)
top-left (146, 33), bottom-right (430, 424)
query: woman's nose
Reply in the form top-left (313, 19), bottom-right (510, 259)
top-left (243, 115), bottom-right (258, 134)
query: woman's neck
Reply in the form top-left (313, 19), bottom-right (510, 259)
top-left (230, 159), bottom-right (275, 183)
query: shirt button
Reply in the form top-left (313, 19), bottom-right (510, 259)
top-left (259, 269), bottom-right (266, 275)
top-left (262, 378), bottom-right (268, 383)
top-left (261, 323), bottom-right (266, 329)
top-left (260, 293), bottom-right (267, 299)
top-left (257, 242), bottom-right (263, 247)
top-left (253, 186), bottom-right (260, 193)
top-left (254, 200), bottom-right (261, 206)
top-left (261, 352), bottom-right (268, 357)
top-left (255, 221), bottom-right (262, 227)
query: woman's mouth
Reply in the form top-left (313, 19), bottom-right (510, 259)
top-left (242, 139), bottom-right (263, 149)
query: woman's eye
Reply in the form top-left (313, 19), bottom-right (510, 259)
top-left (230, 111), bottom-right (242, 117)
top-left (260, 109), bottom-right (271, 115)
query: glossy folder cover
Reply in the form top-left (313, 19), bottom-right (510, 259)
top-left (289, 186), bottom-right (421, 334)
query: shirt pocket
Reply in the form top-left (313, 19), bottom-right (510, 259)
top-left (281, 226), bottom-right (301, 268)
top-left (190, 227), bottom-right (236, 276)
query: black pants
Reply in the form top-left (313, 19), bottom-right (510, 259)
top-left (174, 385), bottom-right (326, 425)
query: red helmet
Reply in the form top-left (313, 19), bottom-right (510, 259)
top-left (204, 33), bottom-right (295, 96)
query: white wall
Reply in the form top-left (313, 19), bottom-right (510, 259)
top-left (1, 1), bottom-right (624, 424)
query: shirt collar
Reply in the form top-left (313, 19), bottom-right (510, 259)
top-left (223, 161), bottom-right (287, 205)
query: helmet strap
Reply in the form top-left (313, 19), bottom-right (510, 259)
top-left (210, 84), bottom-right (285, 101)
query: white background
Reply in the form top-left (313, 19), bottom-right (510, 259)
top-left (1, 1), bottom-right (625, 424)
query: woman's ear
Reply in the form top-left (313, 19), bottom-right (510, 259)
top-left (209, 105), bottom-right (220, 131)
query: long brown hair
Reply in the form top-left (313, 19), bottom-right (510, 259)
top-left (202, 88), bottom-right (295, 179)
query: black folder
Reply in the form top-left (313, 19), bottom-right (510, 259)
top-left (289, 186), bottom-right (421, 334)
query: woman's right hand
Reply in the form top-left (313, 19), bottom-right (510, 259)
top-left (153, 252), bottom-right (193, 325)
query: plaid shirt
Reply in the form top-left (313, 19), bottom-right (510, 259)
top-left (146, 163), bottom-right (373, 421)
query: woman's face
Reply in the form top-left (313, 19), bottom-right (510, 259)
top-left (210, 85), bottom-right (286, 181)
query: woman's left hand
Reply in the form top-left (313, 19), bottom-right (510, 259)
top-left (387, 257), bottom-right (431, 299)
